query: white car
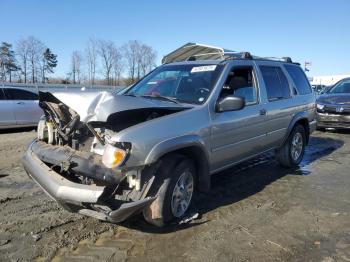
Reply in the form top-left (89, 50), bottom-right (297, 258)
top-left (0, 87), bottom-right (43, 129)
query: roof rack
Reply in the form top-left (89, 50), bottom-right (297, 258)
top-left (253, 56), bottom-right (293, 63)
top-left (162, 42), bottom-right (297, 64)
top-left (186, 51), bottom-right (253, 61)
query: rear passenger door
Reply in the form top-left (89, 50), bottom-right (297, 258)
top-left (0, 88), bottom-right (17, 128)
top-left (256, 62), bottom-right (296, 147)
top-left (283, 63), bottom-right (315, 122)
top-left (4, 88), bottom-right (42, 126)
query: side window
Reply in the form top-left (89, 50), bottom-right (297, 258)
top-left (219, 67), bottom-right (258, 105)
top-left (259, 66), bottom-right (291, 101)
top-left (5, 88), bottom-right (39, 100)
top-left (284, 64), bottom-right (312, 95)
top-left (0, 89), bottom-right (5, 100)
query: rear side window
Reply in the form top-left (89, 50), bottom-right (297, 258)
top-left (5, 88), bottom-right (38, 100)
top-left (284, 64), bottom-right (312, 95)
top-left (259, 66), bottom-right (291, 101)
top-left (0, 89), bottom-right (5, 100)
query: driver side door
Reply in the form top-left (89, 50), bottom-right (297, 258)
top-left (209, 63), bottom-right (269, 172)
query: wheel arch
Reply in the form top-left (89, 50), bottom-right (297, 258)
top-left (145, 135), bottom-right (211, 192)
top-left (283, 112), bottom-right (310, 145)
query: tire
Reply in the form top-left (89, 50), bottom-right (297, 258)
top-left (143, 155), bottom-right (196, 227)
top-left (316, 125), bottom-right (325, 132)
top-left (276, 124), bottom-right (306, 168)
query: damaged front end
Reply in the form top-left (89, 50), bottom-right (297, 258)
top-left (22, 91), bottom-right (187, 222)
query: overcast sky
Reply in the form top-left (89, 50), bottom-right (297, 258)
top-left (1, 0), bottom-right (349, 78)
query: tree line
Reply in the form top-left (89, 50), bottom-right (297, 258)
top-left (0, 37), bottom-right (57, 84)
top-left (72, 39), bottom-right (157, 86)
top-left (0, 36), bottom-right (157, 86)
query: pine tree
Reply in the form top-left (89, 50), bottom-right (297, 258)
top-left (42, 48), bottom-right (57, 83)
top-left (0, 42), bottom-right (19, 82)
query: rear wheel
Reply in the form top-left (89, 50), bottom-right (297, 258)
top-left (276, 124), bottom-right (306, 168)
top-left (143, 155), bottom-right (196, 227)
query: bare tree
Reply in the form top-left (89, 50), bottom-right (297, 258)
top-left (98, 40), bottom-right (117, 85)
top-left (112, 47), bottom-right (123, 86)
top-left (123, 40), bottom-right (156, 82)
top-left (123, 40), bottom-right (141, 82)
top-left (27, 36), bottom-right (45, 83)
top-left (139, 44), bottom-right (157, 77)
top-left (16, 38), bottom-right (30, 83)
top-left (71, 51), bottom-right (82, 84)
top-left (85, 38), bottom-right (98, 85)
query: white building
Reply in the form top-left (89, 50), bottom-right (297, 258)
top-left (310, 74), bottom-right (350, 86)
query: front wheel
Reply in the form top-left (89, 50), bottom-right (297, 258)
top-left (276, 124), bottom-right (306, 168)
top-left (143, 155), bottom-right (196, 227)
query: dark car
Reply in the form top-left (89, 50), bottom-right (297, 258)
top-left (316, 77), bottom-right (350, 129)
top-left (312, 84), bottom-right (327, 95)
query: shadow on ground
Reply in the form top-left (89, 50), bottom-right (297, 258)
top-left (124, 135), bottom-right (344, 233)
top-left (0, 127), bottom-right (35, 134)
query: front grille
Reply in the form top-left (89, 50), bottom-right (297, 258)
top-left (320, 105), bottom-right (350, 115)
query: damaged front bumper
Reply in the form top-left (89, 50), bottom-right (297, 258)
top-left (22, 140), bottom-right (156, 223)
top-left (316, 112), bottom-right (350, 129)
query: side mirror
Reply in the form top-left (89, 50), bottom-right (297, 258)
top-left (216, 95), bottom-right (245, 112)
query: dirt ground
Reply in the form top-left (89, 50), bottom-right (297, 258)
top-left (0, 128), bottom-right (350, 262)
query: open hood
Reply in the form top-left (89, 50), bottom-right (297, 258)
top-left (39, 91), bottom-right (190, 123)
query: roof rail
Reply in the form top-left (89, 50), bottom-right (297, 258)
top-left (187, 51), bottom-right (252, 61)
top-left (253, 56), bottom-right (294, 63)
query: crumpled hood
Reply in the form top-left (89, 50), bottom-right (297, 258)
top-left (49, 91), bottom-right (190, 123)
top-left (317, 93), bottom-right (350, 105)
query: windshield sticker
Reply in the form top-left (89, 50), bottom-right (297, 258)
top-left (191, 65), bottom-right (217, 73)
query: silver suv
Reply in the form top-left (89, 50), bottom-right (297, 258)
top-left (22, 43), bottom-right (316, 227)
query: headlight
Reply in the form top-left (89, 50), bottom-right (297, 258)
top-left (102, 144), bottom-right (127, 168)
top-left (316, 104), bottom-right (325, 110)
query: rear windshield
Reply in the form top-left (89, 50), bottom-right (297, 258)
top-left (126, 64), bottom-right (223, 104)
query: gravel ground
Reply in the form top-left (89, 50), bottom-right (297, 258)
top-left (0, 128), bottom-right (349, 261)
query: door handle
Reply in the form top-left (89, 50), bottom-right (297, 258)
top-left (16, 102), bottom-right (25, 105)
top-left (259, 109), bottom-right (267, 115)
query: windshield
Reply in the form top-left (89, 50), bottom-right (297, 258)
top-left (125, 64), bottom-right (223, 104)
top-left (328, 79), bottom-right (350, 94)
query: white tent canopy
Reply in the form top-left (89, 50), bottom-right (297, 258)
top-left (162, 42), bottom-right (235, 64)
top-left (162, 43), bottom-right (295, 65)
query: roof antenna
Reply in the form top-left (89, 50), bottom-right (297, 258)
top-left (242, 52), bottom-right (252, 59)
top-left (282, 57), bottom-right (293, 63)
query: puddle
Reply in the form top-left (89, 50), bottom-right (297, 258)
top-left (302, 137), bottom-right (343, 166)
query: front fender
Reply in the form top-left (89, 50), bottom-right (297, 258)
top-left (144, 134), bottom-right (211, 192)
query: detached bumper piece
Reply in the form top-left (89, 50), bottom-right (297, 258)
top-left (22, 140), bottom-right (155, 223)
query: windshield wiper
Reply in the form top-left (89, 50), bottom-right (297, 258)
top-left (140, 95), bottom-right (179, 104)
top-left (123, 93), bottom-right (137, 97)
